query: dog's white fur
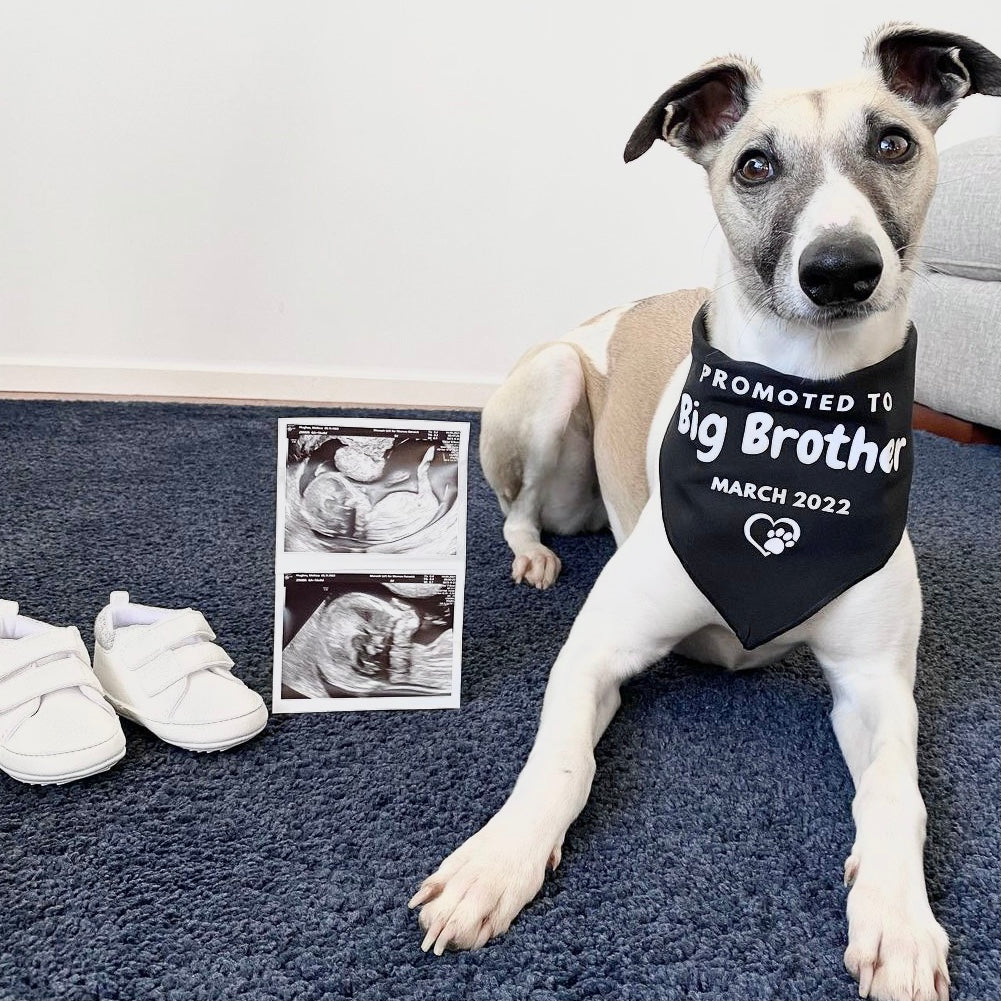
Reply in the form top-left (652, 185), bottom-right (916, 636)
top-left (407, 25), bottom-right (1001, 1001)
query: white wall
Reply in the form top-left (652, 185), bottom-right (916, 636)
top-left (1, 1), bottom-right (999, 404)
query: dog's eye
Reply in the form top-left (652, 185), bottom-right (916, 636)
top-left (876, 131), bottom-right (913, 162)
top-left (736, 150), bottom-right (774, 184)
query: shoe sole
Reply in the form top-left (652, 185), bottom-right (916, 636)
top-left (1, 745), bottom-right (126, 786)
top-left (107, 697), bottom-right (268, 752)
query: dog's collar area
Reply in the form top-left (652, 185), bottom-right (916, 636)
top-left (694, 304), bottom-right (917, 387)
top-left (659, 307), bottom-right (916, 649)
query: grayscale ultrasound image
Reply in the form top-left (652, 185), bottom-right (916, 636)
top-left (280, 574), bottom-right (455, 700)
top-left (284, 427), bottom-right (461, 555)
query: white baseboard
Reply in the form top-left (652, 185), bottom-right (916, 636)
top-left (0, 362), bottom-right (498, 409)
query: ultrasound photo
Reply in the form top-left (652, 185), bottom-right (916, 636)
top-left (273, 418), bottom-right (467, 712)
top-left (283, 423), bottom-right (465, 556)
top-left (277, 573), bottom-right (459, 710)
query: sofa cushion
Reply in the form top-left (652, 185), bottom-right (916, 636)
top-left (911, 272), bottom-right (1001, 428)
top-left (920, 136), bottom-right (1001, 282)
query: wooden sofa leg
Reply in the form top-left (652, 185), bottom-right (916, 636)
top-left (912, 403), bottom-right (1001, 445)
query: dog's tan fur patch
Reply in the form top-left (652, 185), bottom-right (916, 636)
top-left (570, 287), bottom-right (707, 534)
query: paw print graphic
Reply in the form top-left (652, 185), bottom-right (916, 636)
top-left (763, 527), bottom-right (797, 555)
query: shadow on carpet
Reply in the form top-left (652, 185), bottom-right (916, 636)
top-left (0, 400), bottom-right (997, 1001)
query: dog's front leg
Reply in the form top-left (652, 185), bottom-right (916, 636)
top-left (814, 545), bottom-right (949, 1001)
top-left (409, 504), bottom-right (705, 954)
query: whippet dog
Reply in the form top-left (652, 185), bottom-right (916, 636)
top-left (409, 24), bottom-right (1001, 1001)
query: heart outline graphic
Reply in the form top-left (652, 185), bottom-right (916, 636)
top-left (743, 513), bottom-right (801, 557)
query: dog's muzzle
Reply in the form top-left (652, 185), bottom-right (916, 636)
top-left (798, 232), bottom-right (883, 307)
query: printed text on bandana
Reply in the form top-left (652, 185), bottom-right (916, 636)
top-left (680, 368), bottom-right (908, 476)
top-left (677, 364), bottom-right (908, 498)
top-left (658, 306), bottom-right (915, 650)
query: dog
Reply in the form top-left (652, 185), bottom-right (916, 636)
top-left (408, 23), bottom-right (1001, 1001)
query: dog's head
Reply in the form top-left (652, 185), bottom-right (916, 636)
top-left (625, 25), bottom-right (1001, 327)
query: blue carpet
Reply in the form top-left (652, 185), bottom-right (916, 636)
top-left (0, 399), bottom-right (997, 1001)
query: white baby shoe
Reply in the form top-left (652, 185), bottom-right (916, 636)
top-left (0, 600), bottom-right (126, 785)
top-left (92, 592), bottom-right (267, 752)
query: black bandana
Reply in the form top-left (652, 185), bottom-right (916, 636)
top-left (660, 306), bottom-right (916, 650)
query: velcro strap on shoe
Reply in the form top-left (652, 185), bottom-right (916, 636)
top-left (0, 628), bottom-right (90, 681)
top-left (126, 610), bottom-right (216, 669)
top-left (0, 655), bottom-right (101, 713)
top-left (137, 642), bottom-right (234, 697)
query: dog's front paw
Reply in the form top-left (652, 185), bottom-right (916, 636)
top-left (845, 877), bottom-right (950, 1001)
top-left (408, 820), bottom-right (553, 954)
top-left (511, 546), bottom-right (562, 589)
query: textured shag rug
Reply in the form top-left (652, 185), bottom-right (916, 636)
top-left (0, 400), bottom-right (997, 1001)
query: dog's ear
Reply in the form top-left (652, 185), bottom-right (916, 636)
top-left (865, 23), bottom-right (1001, 129)
top-left (624, 56), bottom-right (761, 165)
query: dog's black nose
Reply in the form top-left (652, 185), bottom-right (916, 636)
top-left (798, 233), bottom-right (883, 307)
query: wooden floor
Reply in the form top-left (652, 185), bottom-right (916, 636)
top-left (2, 392), bottom-right (998, 444)
top-left (0, 390), bottom-right (470, 411)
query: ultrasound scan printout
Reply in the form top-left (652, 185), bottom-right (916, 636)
top-left (273, 418), bottom-right (468, 712)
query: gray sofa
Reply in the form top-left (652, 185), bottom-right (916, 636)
top-left (911, 136), bottom-right (1001, 429)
